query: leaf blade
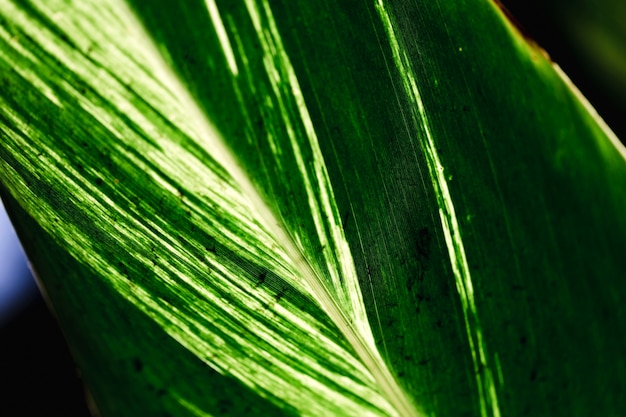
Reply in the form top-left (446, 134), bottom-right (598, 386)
top-left (1, 0), bottom-right (626, 416)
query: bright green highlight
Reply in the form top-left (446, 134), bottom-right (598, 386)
top-left (1, 0), bottom-right (626, 416)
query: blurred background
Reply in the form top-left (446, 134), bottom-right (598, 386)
top-left (0, 203), bottom-right (91, 416)
top-left (1, 1), bottom-right (624, 416)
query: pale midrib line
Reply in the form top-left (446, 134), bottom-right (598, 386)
top-left (113, 1), bottom-right (420, 416)
top-left (1, 5), bottom-right (370, 417)
top-left (243, 1), bottom-right (422, 415)
top-left (374, 2), bottom-right (501, 417)
top-left (0, 89), bottom-right (384, 416)
top-left (1, 1), bottom-right (384, 413)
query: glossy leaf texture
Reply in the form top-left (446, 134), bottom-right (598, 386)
top-left (1, 0), bottom-right (625, 417)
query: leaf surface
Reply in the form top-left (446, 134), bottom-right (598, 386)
top-left (1, 0), bottom-right (625, 416)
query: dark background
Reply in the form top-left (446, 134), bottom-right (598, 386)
top-left (1, 1), bottom-right (623, 416)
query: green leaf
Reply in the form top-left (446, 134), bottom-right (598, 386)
top-left (1, 0), bottom-right (625, 417)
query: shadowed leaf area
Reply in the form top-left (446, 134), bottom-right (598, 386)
top-left (0, 0), bottom-right (625, 416)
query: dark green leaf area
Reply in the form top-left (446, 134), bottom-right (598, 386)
top-left (269, 2), bottom-right (481, 414)
top-left (375, 2), bottom-right (626, 417)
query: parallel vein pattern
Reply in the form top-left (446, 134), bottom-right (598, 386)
top-left (0, 0), bottom-right (407, 415)
top-left (374, 2), bottom-right (501, 417)
top-left (3, 0), bottom-right (626, 416)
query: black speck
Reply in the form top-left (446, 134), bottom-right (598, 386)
top-left (407, 226), bottom-right (433, 292)
top-left (275, 287), bottom-right (288, 302)
top-left (218, 399), bottom-right (233, 414)
top-left (341, 210), bottom-right (351, 231)
top-left (416, 227), bottom-right (432, 259)
top-left (256, 271), bottom-right (267, 287)
top-left (94, 177), bottom-right (103, 186)
top-left (133, 358), bottom-right (143, 372)
top-left (416, 292), bottom-right (431, 302)
top-left (118, 262), bottom-right (129, 277)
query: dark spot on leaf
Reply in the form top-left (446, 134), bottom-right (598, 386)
top-left (204, 236), bottom-right (217, 253)
top-left (520, 336), bottom-right (527, 346)
top-left (276, 287), bottom-right (288, 302)
top-left (416, 227), bottom-right (432, 259)
top-left (133, 358), bottom-right (143, 372)
top-left (256, 271), bottom-right (267, 287)
top-left (407, 227), bottom-right (432, 292)
top-left (416, 292), bottom-right (431, 302)
top-left (182, 52), bottom-right (197, 66)
top-left (530, 369), bottom-right (537, 381)
top-left (94, 177), bottom-right (103, 186)
top-left (341, 210), bottom-right (351, 231)
top-left (117, 262), bottom-right (129, 277)
top-left (218, 399), bottom-right (233, 414)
